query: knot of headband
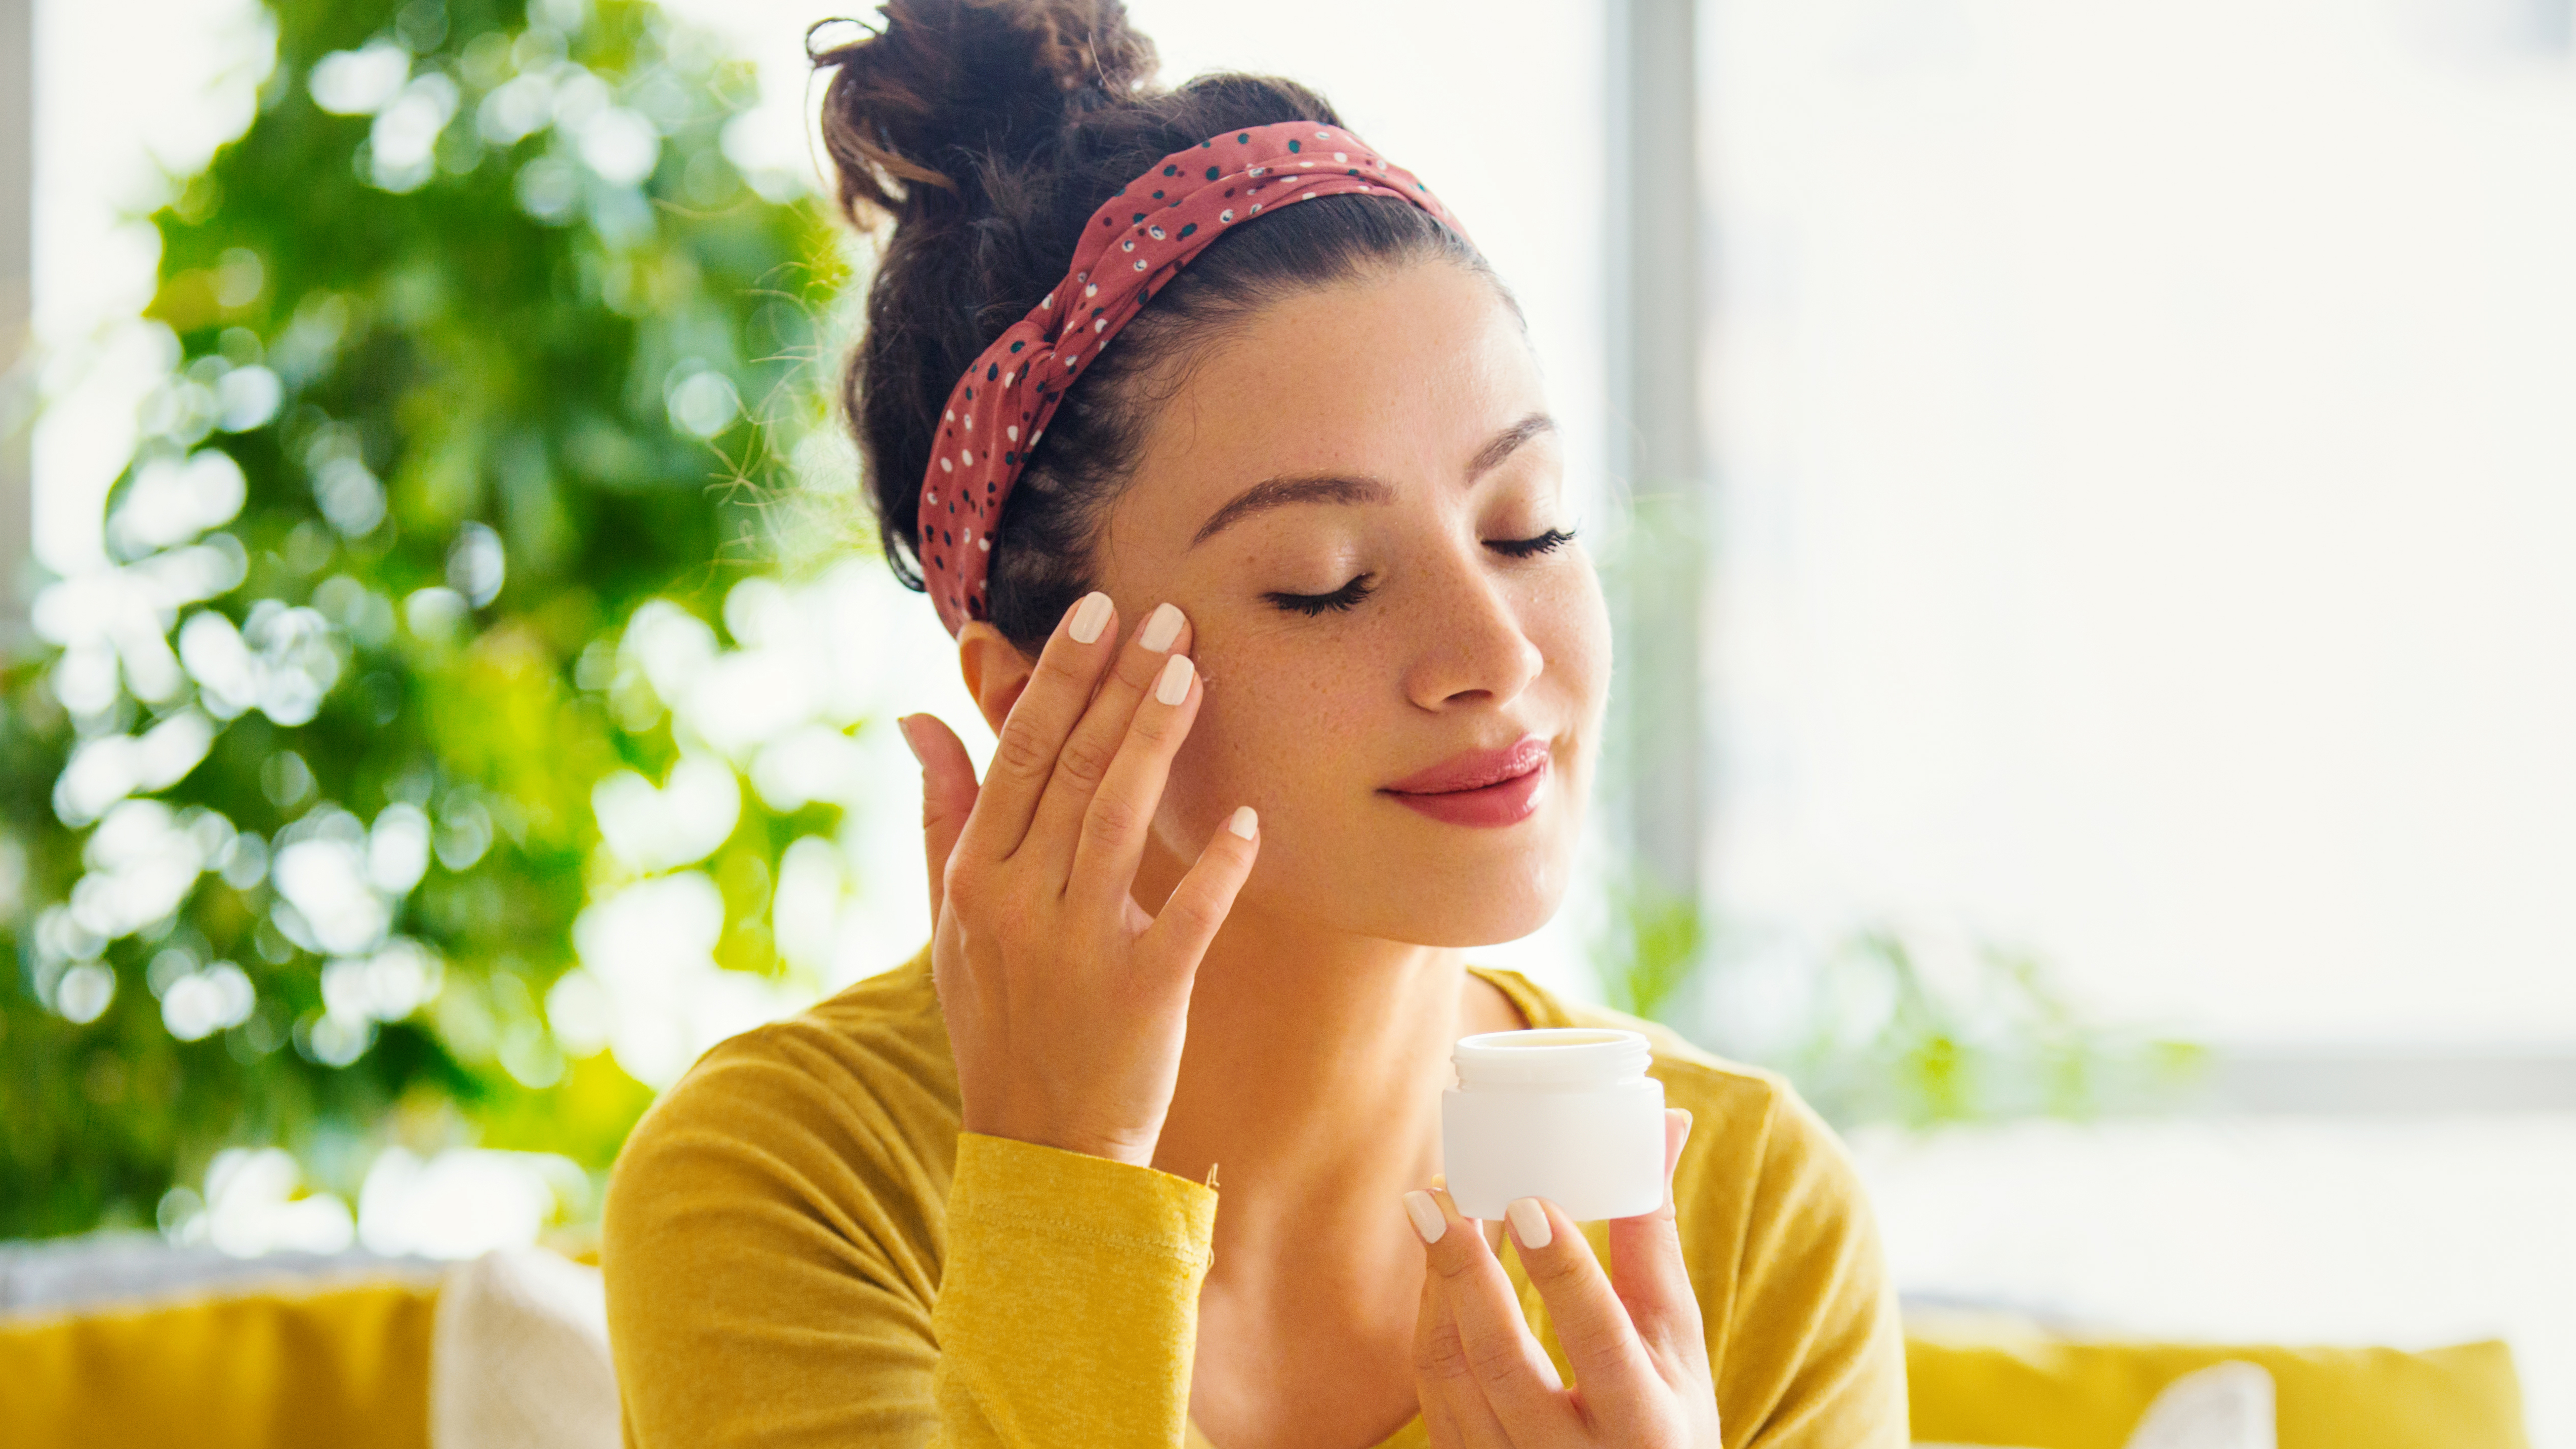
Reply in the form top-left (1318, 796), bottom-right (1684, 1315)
top-left (915, 119), bottom-right (1463, 637)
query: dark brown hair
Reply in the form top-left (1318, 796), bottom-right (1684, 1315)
top-left (811, 0), bottom-right (1488, 653)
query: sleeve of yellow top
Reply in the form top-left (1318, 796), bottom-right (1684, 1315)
top-left (933, 1132), bottom-right (1218, 1449)
top-left (1717, 1089), bottom-right (1910, 1449)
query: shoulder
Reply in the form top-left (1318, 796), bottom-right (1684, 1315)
top-left (600, 946), bottom-right (962, 1444)
top-left (618, 943), bottom-right (955, 1165)
top-left (1472, 967), bottom-right (1907, 1443)
top-left (1469, 966), bottom-right (1889, 1315)
top-left (1471, 967), bottom-right (1856, 1208)
top-left (603, 942), bottom-right (959, 1277)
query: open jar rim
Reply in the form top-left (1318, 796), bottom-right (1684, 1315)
top-left (1452, 1027), bottom-right (1654, 1089)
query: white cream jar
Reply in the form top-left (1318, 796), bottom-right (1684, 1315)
top-left (1440, 1027), bottom-right (1666, 1221)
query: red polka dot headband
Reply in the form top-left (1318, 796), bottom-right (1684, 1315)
top-left (915, 119), bottom-right (1463, 636)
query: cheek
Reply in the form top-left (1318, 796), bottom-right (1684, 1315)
top-left (1150, 567), bottom-right (1609, 856)
top-left (1537, 560), bottom-right (1614, 726)
top-left (1155, 635), bottom-right (1378, 841)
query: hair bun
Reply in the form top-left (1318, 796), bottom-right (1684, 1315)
top-left (814, 0), bottom-right (1159, 227)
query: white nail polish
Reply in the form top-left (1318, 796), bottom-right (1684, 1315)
top-left (1140, 601), bottom-right (1184, 653)
top-left (1506, 1198), bottom-right (1552, 1251)
top-left (1155, 652), bottom-right (1193, 705)
top-left (1226, 806), bottom-right (1257, 840)
top-left (1403, 1190), bottom-right (1446, 1245)
top-left (1069, 592), bottom-right (1113, 644)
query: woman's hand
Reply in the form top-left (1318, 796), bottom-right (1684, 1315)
top-left (1404, 1109), bottom-right (1718, 1448)
top-left (899, 592), bottom-right (1259, 1170)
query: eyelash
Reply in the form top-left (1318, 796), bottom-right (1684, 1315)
top-left (1488, 527), bottom-right (1578, 559)
top-left (1268, 576), bottom-right (1377, 617)
top-left (1263, 528), bottom-right (1579, 617)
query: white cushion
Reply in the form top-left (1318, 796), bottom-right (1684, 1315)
top-left (429, 1248), bottom-right (620, 1449)
top-left (2123, 1361), bottom-right (2275, 1449)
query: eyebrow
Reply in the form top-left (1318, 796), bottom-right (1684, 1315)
top-left (1188, 412), bottom-right (1559, 548)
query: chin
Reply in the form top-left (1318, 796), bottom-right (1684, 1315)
top-left (1405, 837), bottom-right (1573, 947)
top-left (1376, 757), bottom-right (1588, 947)
top-left (1303, 802), bottom-right (1580, 949)
top-left (1398, 894), bottom-right (1564, 950)
top-left (1169, 743), bottom-right (1590, 948)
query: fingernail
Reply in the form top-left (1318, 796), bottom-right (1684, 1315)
top-left (1506, 1197), bottom-right (1552, 1251)
top-left (1402, 1190), bottom-right (1446, 1244)
top-left (1140, 601), bottom-right (1184, 653)
top-left (1226, 805), bottom-right (1257, 840)
top-left (1069, 591), bottom-right (1113, 644)
top-left (1429, 1173), bottom-right (1446, 1192)
top-left (896, 715), bottom-right (925, 767)
top-left (1155, 652), bottom-right (1193, 705)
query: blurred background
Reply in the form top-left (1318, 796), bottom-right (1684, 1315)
top-left (0, 0), bottom-right (2567, 1442)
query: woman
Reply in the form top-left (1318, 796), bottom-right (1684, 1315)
top-left (600, 2), bottom-right (1905, 1445)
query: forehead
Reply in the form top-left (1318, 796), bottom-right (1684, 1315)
top-left (1120, 262), bottom-right (1547, 530)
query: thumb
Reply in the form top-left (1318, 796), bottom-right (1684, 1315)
top-left (1607, 1107), bottom-right (1706, 1375)
top-left (899, 713), bottom-right (977, 922)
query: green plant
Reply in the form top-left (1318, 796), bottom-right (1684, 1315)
top-left (1589, 874), bottom-right (1704, 1023)
top-left (0, 0), bottom-right (860, 1238)
top-left (1591, 883), bottom-right (2204, 1130)
top-left (1772, 927), bottom-right (2205, 1129)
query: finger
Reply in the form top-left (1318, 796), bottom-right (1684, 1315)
top-left (1039, 601), bottom-right (1195, 889)
top-left (956, 591), bottom-right (1119, 863)
top-left (1415, 1183), bottom-right (1572, 1432)
top-left (1606, 1108), bottom-right (1710, 1375)
top-left (899, 712), bottom-right (978, 923)
top-left (1503, 1195), bottom-right (1665, 1427)
top-left (1135, 800), bottom-right (1259, 985)
top-left (1435, 1174), bottom-right (1510, 1258)
top-left (1408, 1200), bottom-right (1514, 1449)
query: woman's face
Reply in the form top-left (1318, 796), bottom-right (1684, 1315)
top-left (1091, 259), bottom-right (1612, 948)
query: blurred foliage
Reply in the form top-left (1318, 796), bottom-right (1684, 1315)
top-left (1765, 927), bottom-right (2208, 1129)
top-left (1593, 887), bottom-right (2207, 1130)
top-left (0, 0), bottom-right (861, 1237)
top-left (1590, 876), bottom-right (1703, 1024)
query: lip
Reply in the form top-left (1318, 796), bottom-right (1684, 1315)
top-left (1381, 737), bottom-right (1552, 829)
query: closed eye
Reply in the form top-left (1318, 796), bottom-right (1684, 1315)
top-left (1266, 575), bottom-right (1377, 616)
top-left (1263, 531), bottom-right (1578, 617)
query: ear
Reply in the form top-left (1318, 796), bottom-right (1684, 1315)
top-left (957, 620), bottom-right (1037, 737)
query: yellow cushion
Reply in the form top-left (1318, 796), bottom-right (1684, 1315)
top-left (0, 1274), bottom-right (2534, 1449)
top-left (1906, 1335), bottom-right (2529, 1449)
top-left (0, 1277), bottom-right (436, 1449)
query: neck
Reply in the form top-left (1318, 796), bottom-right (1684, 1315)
top-left (1155, 905), bottom-right (1460, 1182)
top-left (1146, 891), bottom-right (1522, 1294)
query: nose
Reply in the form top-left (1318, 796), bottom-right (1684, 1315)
top-left (1403, 545), bottom-right (1546, 711)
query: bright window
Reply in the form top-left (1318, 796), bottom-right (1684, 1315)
top-left (1702, 0), bottom-right (2576, 1048)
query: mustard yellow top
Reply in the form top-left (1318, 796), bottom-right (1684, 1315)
top-left (601, 944), bottom-right (1907, 1448)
